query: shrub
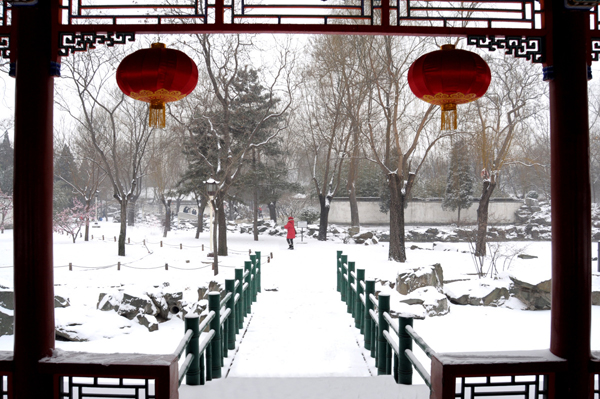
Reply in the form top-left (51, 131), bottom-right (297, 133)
top-left (299, 207), bottom-right (320, 224)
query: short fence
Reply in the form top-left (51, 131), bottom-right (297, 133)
top-left (336, 251), bottom-right (571, 399)
top-left (0, 251), bottom-right (263, 399)
top-left (174, 251), bottom-right (262, 387)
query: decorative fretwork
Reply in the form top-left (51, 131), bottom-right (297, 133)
top-left (593, 38), bottom-right (600, 61)
top-left (456, 374), bottom-right (549, 398)
top-left (58, 32), bottom-right (135, 56)
top-left (467, 35), bottom-right (545, 63)
top-left (0, 34), bottom-right (8, 59)
top-left (59, 376), bottom-right (155, 399)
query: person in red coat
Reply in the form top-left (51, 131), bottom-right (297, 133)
top-left (284, 216), bottom-right (296, 250)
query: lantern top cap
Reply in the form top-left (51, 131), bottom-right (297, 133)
top-left (441, 44), bottom-right (455, 51)
top-left (151, 42), bottom-right (166, 49)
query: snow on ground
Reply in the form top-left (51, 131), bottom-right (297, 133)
top-left (1, 219), bottom-right (600, 398)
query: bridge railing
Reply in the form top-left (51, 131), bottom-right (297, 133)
top-left (337, 251), bottom-right (570, 399)
top-left (174, 250), bottom-right (262, 388)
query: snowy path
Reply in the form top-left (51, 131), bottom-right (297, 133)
top-left (226, 245), bottom-right (373, 377)
top-left (180, 244), bottom-right (430, 399)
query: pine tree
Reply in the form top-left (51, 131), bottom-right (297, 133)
top-left (0, 133), bottom-right (14, 195)
top-left (442, 140), bottom-right (474, 224)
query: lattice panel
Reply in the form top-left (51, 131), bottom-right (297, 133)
top-left (455, 374), bottom-right (548, 399)
top-left (59, 376), bottom-right (155, 399)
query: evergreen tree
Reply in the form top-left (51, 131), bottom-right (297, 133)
top-left (54, 144), bottom-right (80, 213)
top-left (0, 133), bottom-right (14, 195)
top-left (442, 140), bottom-right (474, 224)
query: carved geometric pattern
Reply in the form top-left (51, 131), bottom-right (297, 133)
top-left (0, 34), bottom-right (8, 59)
top-left (58, 32), bottom-right (135, 56)
top-left (466, 35), bottom-right (545, 63)
top-left (593, 38), bottom-right (600, 61)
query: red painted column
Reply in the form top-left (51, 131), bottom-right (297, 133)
top-left (12, 2), bottom-right (57, 398)
top-left (547, 1), bottom-right (592, 397)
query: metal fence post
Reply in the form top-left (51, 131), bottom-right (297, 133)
top-left (208, 292), bottom-right (222, 379)
top-left (347, 261), bottom-right (355, 316)
top-left (336, 250), bottom-right (343, 292)
top-left (250, 254), bottom-right (258, 302)
top-left (255, 251), bottom-right (262, 293)
top-left (356, 269), bottom-right (365, 331)
top-left (341, 255), bottom-right (348, 302)
top-left (235, 268), bottom-right (244, 331)
top-left (364, 280), bottom-right (375, 351)
top-left (226, 279), bottom-right (236, 350)
top-left (245, 261), bottom-right (252, 316)
top-left (398, 317), bottom-right (414, 384)
top-left (184, 315), bottom-right (200, 385)
top-left (377, 294), bottom-right (390, 376)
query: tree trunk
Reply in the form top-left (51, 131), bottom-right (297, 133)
top-left (162, 198), bottom-right (171, 238)
top-left (195, 196), bottom-right (207, 239)
top-left (317, 194), bottom-right (332, 241)
top-left (84, 218), bottom-right (90, 242)
top-left (118, 199), bottom-right (128, 256)
top-left (127, 200), bottom-right (135, 227)
top-left (253, 188), bottom-right (259, 242)
top-left (212, 197), bottom-right (219, 276)
top-left (348, 185), bottom-right (360, 227)
top-left (229, 198), bottom-right (235, 221)
top-left (475, 180), bottom-right (496, 256)
top-left (388, 174), bottom-right (407, 262)
top-left (217, 196), bottom-right (228, 256)
top-left (268, 201), bottom-right (277, 221)
top-left (457, 207), bottom-right (461, 225)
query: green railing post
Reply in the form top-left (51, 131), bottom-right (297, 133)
top-left (377, 294), bottom-right (391, 376)
top-left (398, 317), bottom-right (414, 384)
top-left (208, 292), bottom-right (222, 379)
top-left (336, 250), bottom-right (343, 292)
top-left (341, 255), bottom-right (348, 302)
top-left (184, 315), bottom-right (200, 385)
top-left (255, 251), bottom-right (262, 293)
top-left (364, 280), bottom-right (375, 351)
top-left (226, 279), bottom-right (236, 351)
top-left (245, 261), bottom-right (252, 316)
top-left (250, 254), bottom-right (258, 302)
top-left (356, 269), bottom-right (365, 330)
top-left (235, 268), bottom-right (244, 331)
top-left (205, 336), bottom-right (212, 382)
top-left (347, 261), bottom-right (355, 316)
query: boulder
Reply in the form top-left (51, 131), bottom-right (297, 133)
top-left (0, 309), bottom-right (13, 336)
top-left (117, 293), bottom-right (156, 320)
top-left (348, 226), bottom-right (360, 236)
top-left (54, 295), bottom-right (70, 308)
top-left (137, 314), bottom-right (159, 332)
top-left (400, 286), bottom-right (449, 317)
top-left (510, 277), bottom-right (551, 310)
top-left (593, 291), bottom-right (600, 306)
top-left (354, 231), bottom-right (373, 240)
top-left (56, 324), bottom-right (86, 342)
top-left (445, 281), bottom-right (509, 307)
top-left (396, 263), bottom-right (443, 295)
top-left (379, 233), bottom-right (390, 242)
top-left (97, 293), bottom-right (120, 312)
top-left (0, 291), bottom-right (13, 310)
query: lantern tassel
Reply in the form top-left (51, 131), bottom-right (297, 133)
top-left (441, 103), bottom-right (457, 130)
top-left (149, 100), bottom-right (166, 128)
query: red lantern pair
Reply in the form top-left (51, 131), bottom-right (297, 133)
top-left (408, 44), bottom-right (491, 130)
top-left (116, 43), bottom-right (198, 128)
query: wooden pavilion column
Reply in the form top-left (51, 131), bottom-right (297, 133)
top-left (546, 0), bottom-right (592, 397)
top-left (12, 2), bottom-right (58, 398)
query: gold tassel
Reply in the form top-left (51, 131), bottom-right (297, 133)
top-left (149, 100), bottom-right (166, 128)
top-left (441, 103), bottom-right (457, 130)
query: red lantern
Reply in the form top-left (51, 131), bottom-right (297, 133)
top-left (408, 44), bottom-right (491, 130)
top-left (116, 43), bottom-right (198, 128)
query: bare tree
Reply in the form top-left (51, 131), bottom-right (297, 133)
top-left (468, 54), bottom-right (545, 256)
top-left (58, 46), bottom-right (154, 256)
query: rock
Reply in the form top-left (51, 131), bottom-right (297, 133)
top-left (396, 263), bottom-right (443, 295)
top-left (0, 309), bottom-right (13, 336)
top-left (56, 324), bottom-right (86, 342)
top-left (510, 277), bottom-right (551, 310)
top-left (136, 314), bottom-right (159, 332)
top-left (198, 282), bottom-right (222, 301)
top-left (518, 254), bottom-right (538, 259)
top-left (379, 233), bottom-right (390, 242)
top-left (525, 197), bottom-right (539, 207)
top-left (593, 291), bottom-right (600, 306)
top-left (445, 281), bottom-right (509, 307)
top-left (97, 293), bottom-right (120, 311)
top-left (354, 238), bottom-right (365, 244)
top-left (400, 286), bottom-right (449, 317)
top-left (0, 291), bottom-right (13, 310)
top-left (354, 231), bottom-right (374, 240)
top-left (257, 225), bottom-right (269, 233)
top-left (54, 295), bottom-right (70, 308)
top-left (117, 294), bottom-right (156, 320)
top-left (371, 237), bottom-right (379, 245)
top-left (348, 226), bottom-right (360, 236)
